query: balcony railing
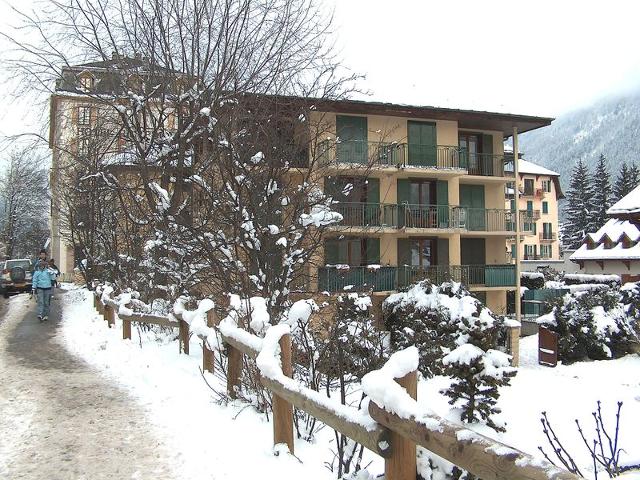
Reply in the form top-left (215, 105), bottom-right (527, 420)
top-left (539, 232), bottom-right (557, 242)
top-left (521, 209), bottom-right (541, 221)
top-left (331, 202), bottom-right (516, 232)
top-left (317, 264), bottom-right (516, 292)
top-left (316, 141), bottom-right (511, 177)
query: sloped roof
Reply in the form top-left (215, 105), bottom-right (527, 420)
top-left (607, 184), bottom-right (640, 216)
top-left (571, 218), bottom-right (640, 262)
top-left (586, 218), bottom-right (640, 243)
top-left (518, 159), bottom-right (560, 177)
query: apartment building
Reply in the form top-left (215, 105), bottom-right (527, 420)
top-left (308, 102), bottom-right (553, 313)
top-left (505, 157), bottom-right (564, 266)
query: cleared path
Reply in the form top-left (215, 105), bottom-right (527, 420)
top-left (0, 290), bottom-right (175, 480)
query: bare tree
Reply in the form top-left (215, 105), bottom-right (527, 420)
top-left (0, 146), bottom-right (49, 259)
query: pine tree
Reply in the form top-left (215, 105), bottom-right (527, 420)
top-left (613, 162), bottom-right (635, 203)
top-left (563, 159), bottom-right (593, 249)
top-left (590, 154), bottom-right (612, 232)
top-left (630, 163), bottom-right (639, 192)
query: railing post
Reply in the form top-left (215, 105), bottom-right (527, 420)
top-left (179, 318), bottom-right (190, 355)
top-left (384, 370), bottom-right (417, 480)
top-left (105, 304), bottom-right (115, 328)
top-left (203, 309), bottom-right (218, 374)
top-left (122, 314), bottom-right (131, 340)
top-left (227, 343), bottom-right (242, 399)
top-left (272, 333), bottom-right (294, 454)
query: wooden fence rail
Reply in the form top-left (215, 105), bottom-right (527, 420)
top-left (90, 289), bottom-right (581, 480)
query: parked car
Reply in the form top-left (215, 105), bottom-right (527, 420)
top-left (1, 258), bottom-right (33, 298)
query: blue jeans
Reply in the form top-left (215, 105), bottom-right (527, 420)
top-left (36, 288), bottom-right (52, 318)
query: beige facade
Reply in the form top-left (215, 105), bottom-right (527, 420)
top-left (506, 159), bottom-right (563, 265)
top-left (309, 104), bottom-right (553, 314)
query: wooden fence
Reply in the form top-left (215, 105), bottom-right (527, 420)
top-left (91, 290), bottom-right (581, 480)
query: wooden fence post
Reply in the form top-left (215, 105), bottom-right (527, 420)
top-left (227, 344), bottom-right (242, 399)
top-left (385, 370), bottom-right (417, 480)
top-left (106, 304), bottom-right (115, 328)
top-left (179, 318), bottom-right (190, 355)
top-left (122, 315), bottom-right (131, 340)
top-left (272, 333), bottom-right (294, 454)
top-left (93, 293), bottom-right (99, 311)
top-left (203, 310), bottom-right (217, 374)
top-left (509, 325), bottom-right (521, 367)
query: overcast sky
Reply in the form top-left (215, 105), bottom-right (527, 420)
top-left (1, 0), bottom-right (640, 143)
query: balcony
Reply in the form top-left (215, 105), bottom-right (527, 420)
top-left (523, 253), bottom-right (552, 260)
top-left (539, 232), bottom-right (557, 242)
top-left (535, 188), bottom-right (546, 199)
top-left (317, 264), bottom-right (516, 292)
top-left (521, 209), bottom-right (541, 221)
top-left (331, 202), bottom-right (516, 232)
top-left (316, 141), bottom-right (511, 177)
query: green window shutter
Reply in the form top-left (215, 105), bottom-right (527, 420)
top-left (510, 199), bottom-right (516, 211)
top-left (437, 180), bottom-right (449, 227)
top-left (407, 121), bottom-right (436, 166)
top-left (511, 243), bottom-right (516, 258)
top-left (397, 179), bottom-right (410, 203)
top-left (397, 238), bottom-right (412, 266)
top-left (437, 238), bottom-right (449, 266)
top-left (365, 237), bottom-right (380, 264)
top-left (527, 200), bottom-right (533, 212)
top-left (542, 201), bottom-right (548, 214)
top-left (533, 222), bottom-right (537, 235)
top-left (482, 134), bottom-right (494, 155)
top-left (325, 239), bottom-right (339, 264)
top-left (366, 177), bottom-right (380, 203)
top-left (436, 180), bottom-right (448, 205)
top-left (336, 115), bottom-right (367, 164)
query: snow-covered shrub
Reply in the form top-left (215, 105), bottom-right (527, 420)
top-left (442, 345), bottom-right (516, 432)
top-left (383, 280), bottom-right (508, 377)
top-left (563, 273), bottom-right (621, 288)
top-left (520, 271), bottom-right (545, 290)
top-left (539, 286), bottom-right (639, 363)
top-left (384, 280), bottom-right (516, 432)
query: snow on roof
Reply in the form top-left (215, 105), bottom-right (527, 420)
top-left (570, 242), bottom-right (640, 261)
top-left (607, 184), bottom-right (640, 216)
top-left (518, 159), bottom-right (559, 177)
top-left (587, 218), bottom-right (640, 243)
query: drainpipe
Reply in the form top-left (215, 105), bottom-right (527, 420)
top-left (513, 127), bottom-right (521, 324)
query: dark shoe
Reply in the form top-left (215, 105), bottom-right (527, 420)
top-left (38, 316), bottom-right (43, 322)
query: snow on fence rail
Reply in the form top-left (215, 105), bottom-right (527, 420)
top-left (91, 290), bottom-right (581, 480)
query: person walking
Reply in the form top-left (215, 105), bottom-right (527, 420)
top-left (32, 260), bottom-right (54, 321)
top-left (48, 258), bottom-right (60, 288)
top-left (32, 249), bottom-right (47, 271)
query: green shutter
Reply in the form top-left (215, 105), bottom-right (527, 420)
top-left (510, 199), bottom-right (516, 211)
top-left (437, 238), bottom-right (449, 266)
top-left (527, 201), bottom-right (533, 212)
top-left (437, 180), bottom-right (449, 227)
top-left (325, 239), bottom-right (339, 264)
top-left (397, 179), bottom-right (409, 203)
top-left (533, 222), bottom-right (537, 235)
top-left (460, 184), bottom-right (485, 231)
top-left (542, 201), bottom-right (548, 214)
top-left (336, 115), bottom-right (367, 164)
top-left (397, 238), bottom-right (412, 266)
top-left (365, 237), bottom-right (380, 264)
top-left (482, 134), bottom-right (494, 155)
top-left (366, 177), bottom-right (380, 203)
top-left (408, 121), bottom-right (436, 166)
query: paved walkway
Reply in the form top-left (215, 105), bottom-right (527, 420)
top-left (0, 291), bottom-right (175, 480)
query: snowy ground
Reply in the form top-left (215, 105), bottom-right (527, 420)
top-left (58, 288), bottom-right (640, 479)
top-left (59, 288), bottom-right (345, 480)
top-left (419, 336), bottom-right (640, 478)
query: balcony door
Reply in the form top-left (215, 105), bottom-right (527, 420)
top-left (325, 176), bottom-right (380, 226)
top-left (397, 179), bottom-right (448, 228)
top-left (460, 133), bottom-right (494, 175)
top-left (407, 121), bottom-right (436, 167)
top-left (336, 115), bottom-right (367, 164)
top-left (460, 184), bottom-right (486, 231)
top-left (461, 238), bottom-right (486, 284)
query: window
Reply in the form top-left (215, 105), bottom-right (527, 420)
top-left (324, 237), bottom-right (379, 266)
top-left (79, 75), bottom-right (94, 91)
top-left (78, 137), bottom-right (89, 156)
top-left (523, 179), bottom-right (534, 195)
top-left (409, 238), bottom-right (434, 267)
top-left (78, 106), bottom-right (91, 126)
top-left (409, 180), bottom-right (435, 205)
top-left (526, 200), bottom-right (533, 213)
top-left (540, 245), bottom-right (552, 258)
top-left (524, 244), bottom-right (537, 259)
top-left (542, 180), bottom-right (552, 192)
top-left (542, 201), bottom-right (548, 214)
top-left (542, 222), bottom-right (553, 240)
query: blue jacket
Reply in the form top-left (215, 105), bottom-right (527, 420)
top-left (32, 269), bottom-right (54, 289)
